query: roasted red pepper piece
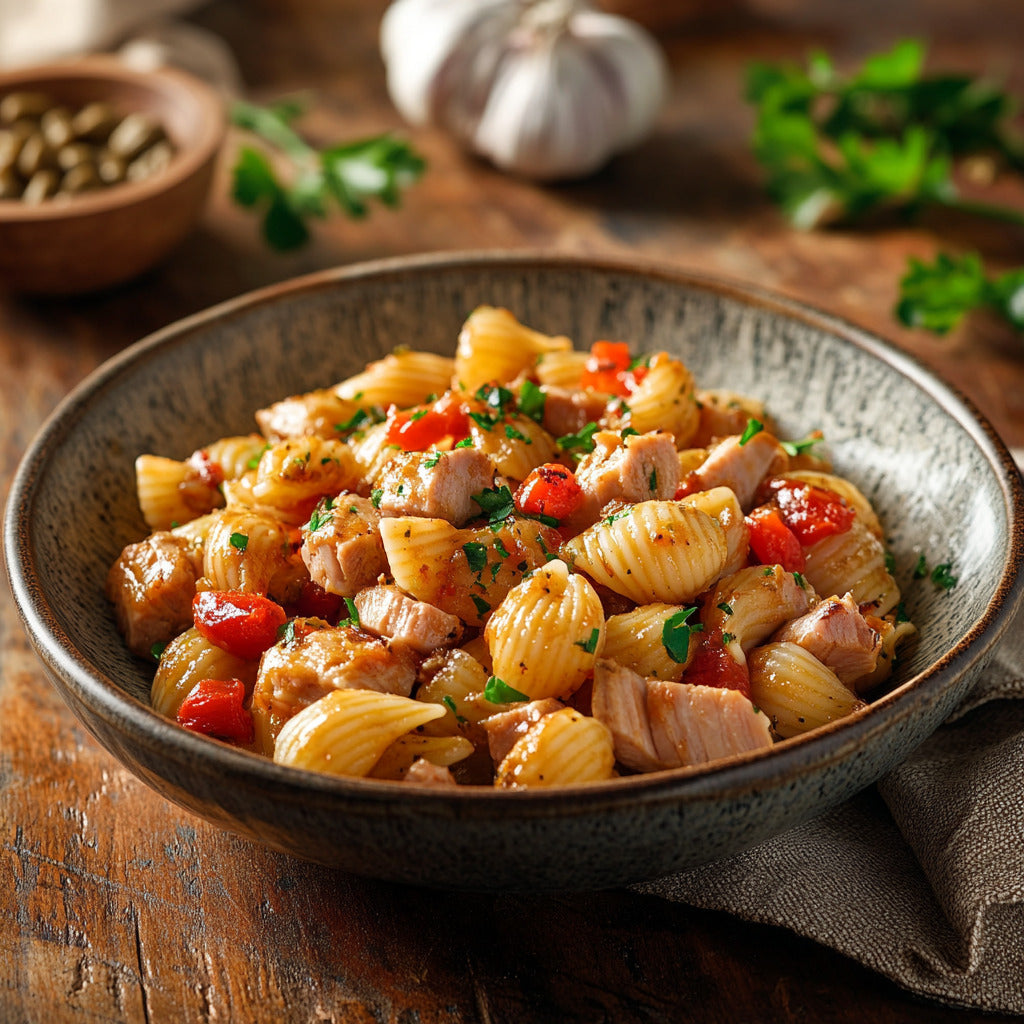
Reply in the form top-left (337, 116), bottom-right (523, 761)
top-left (384, 393), bottom-right (470, 451)
top-left (192, 590), bottom-right (287, 660)
top-left (745, 505), bottom-right (806, 572)
top-left (514, 463), bottom-right (584, 522)
top-left (176, 678), bottom-right (254, 744)
top-left (580, 340), bottom-right (648, 397)
top-left (766, 479), bottom-right (856, 546)
top-left (684, 632), bottom-right (751, 697)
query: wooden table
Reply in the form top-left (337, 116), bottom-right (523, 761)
top-left (3, 1), bottom-right (1022, 1020)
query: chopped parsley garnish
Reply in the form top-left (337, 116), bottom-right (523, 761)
top-left (338, 597), bottom-right (360, 627)
top-left (793, 571), bottom-right (807, 589)
top-left (884, 550), bottom-right (896, 574)
top-left (620, 427), bottom-right (639, 439)
top-left (469, 410), bottom-right (501, 431)
top-left (483, 676), bottom-right (529, 704)
top-left (722, 632), bottom-right (737, 645)
top-left (648, 469), bottom-right (658, 492)
top-left (574, 628), bottom-right (601, 654)
top-left (493, 538), bottom-right (511, 559)
top-left (246, 443), bottom-right (271, 470)
top-left (307, 496), bottom-right (336, 532)
top-left (930, 562), bottom-right (958, 590)
top-left (471, 594), bottom-right (492, 617)
top-left (441, 695), bottom-right (467, 722)
top-left (472, 485), bottom-right (516, 527)
top-left (662, 606), bottom-right (702, 663)
top-left (335, 408), bottom-right (371, 433)
top-left (913, 554), bottom-right (929, 579)
top-left (370, 488), bottom-right (383, 509)
top-left (476, 383), bottom-right (514, 413)
top-left (462, 541), bottom-right (489, 574)
top-left (717, 602), bottom-right (734, 615)
top-left (423, 452), bottom-right (442, 469)
top-left (738, 418), bottom-right (764, 446)
top-left (277, 620), bottom-right (298, 646)
top-left (781, 431), bottom-right (824, 458)
top-left (505, 424), bottom-right (530, 443)
top-left (455, 437), bottom-right (475, 448)
top-left (229, 531), bottom-right (249, 552)
top-left (150, 641), bottom-right (167, 661)
top-left (517, 380), bottom-right (546, 423)
top-left (557, 421), bottom-right (600, 455)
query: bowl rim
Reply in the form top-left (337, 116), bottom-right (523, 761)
top-left (0, 54), bottom-right (225, 221)
top-left (6, 249), bottom-right (1024, 816)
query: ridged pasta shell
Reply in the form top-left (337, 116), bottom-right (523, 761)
top-left (468, 413), bottom-right (557, 483)
top-left (748, 642), bottom-right (865, 738)
top-left (251, 436), bottom-right (360, 512)
top-left (336, 350), bottom-right (456, 409)
top-left (533, 349), bottom-right (589, 388)
top-left (273, 688), bottom-right (444, 776)
top-left (369, 733), bottom-right (475, 779)
top-left (202, 506), bottom-right (290, 593)
top-left (152, 627), bottom-right (258, 718)
top-left (603, 603), bottom-right (692, 682)
top-left (485, 559), bottom-right (604, 699)
top-left (454, 306), bottom-right (571, 392)
top-left (803, 519), bottom-right (898, 616)
top-left (620, 352), bottom-right (699, 446)
top-left (496, 707), bottom-right (616, 788)
top-left (563, 500), bottom-right (726, 604)
top-left (679, 485), bottom-right (750, 575)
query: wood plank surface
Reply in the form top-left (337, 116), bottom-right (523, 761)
top-left (2, 1), bottom-right (1022, 1021)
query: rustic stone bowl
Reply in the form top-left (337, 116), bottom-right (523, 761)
top-left (0, 56), bottom-right (224, 294)
top-left (6, 253), bottom-right (1023, 891)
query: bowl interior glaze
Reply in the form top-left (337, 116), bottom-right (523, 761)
top-left (6, 253), bottom-right (1023, 890)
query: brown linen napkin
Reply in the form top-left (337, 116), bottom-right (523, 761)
top-left (634, 454), bottom-right (1024, 1015)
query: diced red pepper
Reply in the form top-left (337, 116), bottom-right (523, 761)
top-left (193, 590), bottom-right (287, 661)
top-left (684, 632), bottom-right (751, 697)
top-left (514, 463), bottom-right (584, 522)
top-left (288, 579), bottom-right (345, 623)
top-left (746, 505), bottom-right (806, 572)
top-left (385, 393), bottom-right (470, 451)
top-left (176, 678), bottom-right (254, 744)
top-left (580, 340), bottom-right (648, 397)
top-left (767, 479), bottom-right (855, 546)
top-left (187, 449), bottom-right (224, 488)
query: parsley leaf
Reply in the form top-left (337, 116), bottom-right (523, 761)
top-left (557, 421), bottom-right (600, 455)
top-left (229, 98), bottom-right (425, 251)
top-left (518, 380), bottom-right (546, 423)
top-left (739, 418), bottom-right (764, 446)
top-left (574, 628), bottom-right (601, 654)
top-left (781, 431), bottom-right (824, 457)
top-left (896, 251), bottom-right (1024, 335)
top-left (472, 485), bottom-right (516, 527)
top-left (462, 541), bottom-right (489, 574)
top-left (662, 606), bottom-right (703, 663)
top-left (483, 676), bottom-right (529, 704)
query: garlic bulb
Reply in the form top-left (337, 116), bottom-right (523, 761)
top-left (380, 0), bottom-right (668, 181)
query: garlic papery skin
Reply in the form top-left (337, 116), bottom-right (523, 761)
top-left (380, 0), bottom-right (668, 181)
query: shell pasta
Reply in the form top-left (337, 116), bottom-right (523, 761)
top-left (108, 306), bottom-right (920, 788)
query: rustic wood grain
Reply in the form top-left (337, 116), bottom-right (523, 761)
top-left (3, 1), bottom-right (1023, 1021)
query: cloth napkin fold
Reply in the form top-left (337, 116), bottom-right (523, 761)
top-left (635, 452), bottom-right (1024, 1015)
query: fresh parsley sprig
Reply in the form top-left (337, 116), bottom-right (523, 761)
top-left (896, 251), bottom-right (1024, 334)
top-left (230, 98), bottom-right (426, 251)
top-left (747, 39), bottom-right (1024, 230)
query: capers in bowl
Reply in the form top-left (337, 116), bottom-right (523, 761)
top-left (0, 90), bottom-right (175, 203)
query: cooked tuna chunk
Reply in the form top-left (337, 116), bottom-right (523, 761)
top-left (482, 698), bottom-right (564, 764)
top-left (404, 759), bottom-right (458, 787)
top-left (573, 430), bottom-right (679, 527)
top-left (256, 387), bottom-right (363, 441)
top-left (540, 384), bottom-right (608, 438)
top-left (300, 493), bottom-right (386, 597)
top-left (592, 659), bottom-right (772, 771)
top-left (678, 430), bottom-right (787, 511)
top-left (106, 531), bottom-right (198, 657)
top-left (376, 447), bottom-right (494, 526)
top-left (253, 624), bottom-right (417, 722)
top-left (771, 592), bottom-right (881, 686)
top-left (354, 584), bottom-right (463, 653)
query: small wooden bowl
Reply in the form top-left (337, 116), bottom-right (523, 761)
top-left (0, 56), bottom-right (225, 294)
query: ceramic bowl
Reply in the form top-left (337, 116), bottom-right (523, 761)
top-left (0, 56), bottom-right (224, 294)
top-left (6, 252), bottom-right (1023, 891)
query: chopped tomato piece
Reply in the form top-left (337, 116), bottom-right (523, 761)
top-left (746, 505), bottom-right (806, 572)
top-left (581, 340), bottom-right (648, 397)
top-left (385, 393), bottom-right (470, 451)
top-left (684, 632), bottom-right (750, 697)
top-left (187, 449), bottom-right (224, 488)
top-left (177, 678), bottom-right (254, 744)
top-left (514, 463), bottom-right (584, 522)
top-left (767, 479), bottom-right (855, 545)
top-left (193, 590), bottom-right (287, 660)
top-left (288, 579), bottom-right (346, 623)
